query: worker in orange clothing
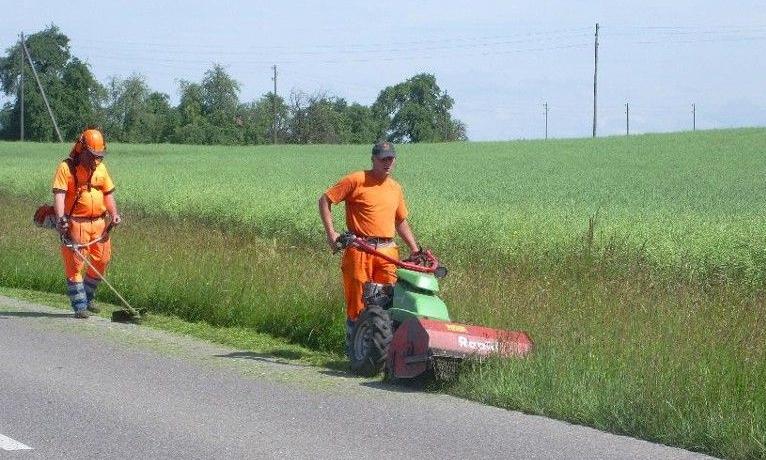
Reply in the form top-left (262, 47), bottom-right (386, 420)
top-left (52, 128), bottom-right (122, 319)
top-left (318, 141), bottom-right (420, 354)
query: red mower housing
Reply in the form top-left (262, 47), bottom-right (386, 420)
top-left (387, 318), bottom-right (534, 379)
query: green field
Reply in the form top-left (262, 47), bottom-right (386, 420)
top-left (1, 129), bottom-right (764, 459)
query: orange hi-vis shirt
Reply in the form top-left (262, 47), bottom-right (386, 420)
top-left (52, 161), bottom-right (115, 218)
top-left (325, 170), bottom-right (408, 238)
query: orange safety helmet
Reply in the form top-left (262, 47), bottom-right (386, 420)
top-left (69, 128), bottom-right (107, 158)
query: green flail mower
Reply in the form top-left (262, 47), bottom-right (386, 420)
top-left (337, 232), bottom-right (533, 381)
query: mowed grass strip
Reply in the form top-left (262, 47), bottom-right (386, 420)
top-left (0, 285), bottom-right (344, 369)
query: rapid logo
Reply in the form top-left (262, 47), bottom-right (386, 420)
top-left (457, 335), bottom-right (499, 353)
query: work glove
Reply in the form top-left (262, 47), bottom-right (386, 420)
top-left (111, 213), bottom-right (122, 225)
top-left (56, 216), bottom-right (69, 236)
top-left (333, 231), bottom-right (356, 253)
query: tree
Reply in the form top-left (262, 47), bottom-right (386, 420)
top-left (293, 92), bottom-right (347, 144)
top-left (372, 73), bottom-right (466, 143)
top-left (103, 74), bottom-right (176, 143)
top-left (173, 65), bottom-right (243, 145)
top-left (0, 25), bottom-right (104, 141)
top-left (345, 103), bottom-right (385, 144)
top-left (238, 92), bottom-right (289, 144)
top-left (173, 80), bottom-right (207, 144)
top-left (103, 74), bottom-right (148, 141)
top-left (201, 64), bottom-right (241, 144)
top-left (201, 64), bottom-right (240, 121)
top-left (142, 91), bottom-right (177, 143)
top-left (57, 58), bottom-right (105, 138)
top-left (176, 80), bottom-right (204, 127)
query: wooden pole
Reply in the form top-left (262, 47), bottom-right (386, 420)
top-left (21, 36), bottom-right (63, 142)
top-left (592, 23), bottom-right (599, 138)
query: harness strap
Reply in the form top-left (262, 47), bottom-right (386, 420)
top-left (63, 157), bottom-right (95, 220)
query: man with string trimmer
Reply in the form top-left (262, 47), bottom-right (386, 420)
top-left (51, 128), bottom-right (122, 319)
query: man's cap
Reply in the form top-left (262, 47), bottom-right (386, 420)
top-left (372, 141), bottom-right (396, 159)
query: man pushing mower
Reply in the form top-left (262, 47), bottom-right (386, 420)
top-left (51, 128), bottom-right (122, 319)
top-left (319, 142), bottom-right (533, 380)
top-left (318, 141), bottom-right (421, 355)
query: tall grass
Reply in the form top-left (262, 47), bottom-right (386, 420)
top-left (1, 128), bottom-right (765, 285)
top-left (1, 129), bottom-right (764, 458)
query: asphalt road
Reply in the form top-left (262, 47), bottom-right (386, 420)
top-left (0, 295), bottom-right (713, 459)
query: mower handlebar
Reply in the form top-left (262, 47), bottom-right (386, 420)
top-left (335, 231), bottom-right (447, 277)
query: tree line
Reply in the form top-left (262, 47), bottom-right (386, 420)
top-left (0, 26), bottom-right (467, 145)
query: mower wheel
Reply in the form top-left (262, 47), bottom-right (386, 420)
top-left (349, 305), bottom-right (393, 377)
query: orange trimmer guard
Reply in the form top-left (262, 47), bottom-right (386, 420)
top-left (387, 318), bottom-right (533, 380)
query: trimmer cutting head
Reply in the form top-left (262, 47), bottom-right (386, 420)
top-left (111, 308), bottom-right (148, 324)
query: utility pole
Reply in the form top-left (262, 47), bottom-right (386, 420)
top-left (544, 102), bottom-right (548, 140)
top-left (692, 103), bottom-right (696, 131)
top-left (592, 22), bottom-right (599, 138)
top-left (19, 32), bottom-right (24, 141)
top-left (21, 36), bottom-right (63, 142)
top-left (625, 102), bottom-right (629, 136)
top-left (272, 65), bottom-right (278, 144)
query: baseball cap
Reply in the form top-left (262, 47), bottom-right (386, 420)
top-left (372, 141), bottom-right (396, 159)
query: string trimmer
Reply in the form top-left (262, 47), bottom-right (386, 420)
top-left (336, 232), bottom-right (533, 381)
top-left (60, 222), bottom-right (146, 324)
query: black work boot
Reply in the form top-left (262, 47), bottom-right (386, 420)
top-left (74, 310), bottom-right (90, 319)
top-left (86, 302), bottom-right (101, 313)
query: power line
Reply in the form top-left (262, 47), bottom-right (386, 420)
top-left (77, 27), bottom-right (594, 51)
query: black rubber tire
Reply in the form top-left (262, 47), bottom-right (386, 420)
top-left (349, 305), bottom-right (393, 377)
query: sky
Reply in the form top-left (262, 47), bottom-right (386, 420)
top-left (2, 1), bottom-right (765, 141)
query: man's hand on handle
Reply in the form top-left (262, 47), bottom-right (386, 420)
top-left (56, 216), bottom-right (69, 236)
top-left (326, 230), bottom-right (340, 252)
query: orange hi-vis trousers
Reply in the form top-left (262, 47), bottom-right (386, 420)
top-left (341, 245), bottom-right (399, 320)
top-left (60, 217), bottom-right (112, 283)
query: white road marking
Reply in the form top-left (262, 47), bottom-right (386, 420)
top-left (0, 433), bottom-right (32, 450)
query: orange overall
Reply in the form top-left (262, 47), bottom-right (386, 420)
top-left (324, 171), bottom-right (408, 320)
top-left (52, 160), bottom-right (115, 283)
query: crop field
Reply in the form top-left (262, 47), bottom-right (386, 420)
top-left (0, 128), bottom-right (764, 459)
top-left (2, 129), bottom-right (765, 283)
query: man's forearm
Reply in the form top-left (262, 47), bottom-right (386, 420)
top-left (53, 192), bottom-right (66, 218)
top-left (318, 194), bottom-right (335, 235)
top-left (105, 193), bottom-right (118, 216)
top-left (396, 219), bottom-right (418, 253)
